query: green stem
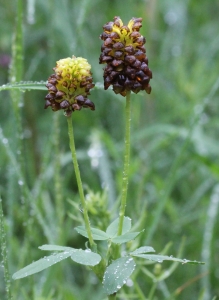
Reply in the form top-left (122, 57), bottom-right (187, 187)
top-left (67, 115), bottom-right (96, 251)
top-left (53, 113), bottom-right (64, 241)
top-left (148, 282), bottom-right (157, 300)
top-left (132, 277), bottom-right (146, 300)
top-left (108, 293), bottom-right (117, 300)
top-left (118, 91), bottom-right (131, 236)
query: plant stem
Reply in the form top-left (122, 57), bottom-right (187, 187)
top-left (132, 276), bottom-right (146, 300)
top-left (53, 113), bottom-right (64, 242)
top-left (148, 282), bottom-right (157, 300)
top-left (108, 293), bottom-right (117, 300)
top-left (67, 115), bottom-right (96, 251)
top-left (118, 91), bottom-right (131, 236)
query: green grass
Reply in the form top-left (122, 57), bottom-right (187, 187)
top-left (1, 0), bottom-right (219, 299)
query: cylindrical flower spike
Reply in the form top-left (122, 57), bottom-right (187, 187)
top-left (99, 16), bottom-right (152, 96)
top-left (45, 56), bottom-right (95, 115)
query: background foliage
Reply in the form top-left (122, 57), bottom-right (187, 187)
top-left (0, 0), bottom-right (219, 299)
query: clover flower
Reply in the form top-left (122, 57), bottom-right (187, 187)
top-left (45, 56), bottom-right (95, 115)
top-left (99, 16), bottom-right (152, 96)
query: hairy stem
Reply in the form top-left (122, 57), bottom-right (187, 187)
top-left (67, 115), bottom-right (96, 251)
top-left (118, 91), bottom-right (131, 236)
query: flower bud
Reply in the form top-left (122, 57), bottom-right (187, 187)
top-left (45, 56), bottom-right (95, 114)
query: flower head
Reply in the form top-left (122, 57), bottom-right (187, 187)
top-left (45, 56), bottom-right (95, 115)
top-left (99, 16), bottom-right (152, 96)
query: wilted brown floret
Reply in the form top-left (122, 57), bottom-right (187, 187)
top-left (99, 16), bottom-right (152, 96)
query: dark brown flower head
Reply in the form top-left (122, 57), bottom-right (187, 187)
top-left (99, 16), bottom-right (152, 96)
top-left (45, 56), bottom-right (95, 115)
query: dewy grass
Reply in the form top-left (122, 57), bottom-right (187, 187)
top-left (9, 0), bottom-right (26, 220)
top-left (201, 185), bottom-right (219, 299)
top-left (0, 198), bottom-right (12, 300)
top-left (7, 0), bottom-right (35, 297)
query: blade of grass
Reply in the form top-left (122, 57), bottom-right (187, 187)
top-left (201, 184), bottom-right (219, 300)
top-left (0, 198), bottom-right (12, 300)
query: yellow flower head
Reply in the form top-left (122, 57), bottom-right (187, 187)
top-left (99, 16), bottom-right (152, 96)
top-left (45, 56), bottom-right (95, 114)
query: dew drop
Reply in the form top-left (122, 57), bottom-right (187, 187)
top-left (2, 138), bottom-right (8, 144)
top-left (126, 279), bottom-right (133, 287)
top-left (157, 260), bottom-right (163, 263)
top-left (182, 258), bottom-right (188, 264)
top-left (128, 258), bottom-right (133, 261)
top-left (18, 102), bottom-right (24, 107)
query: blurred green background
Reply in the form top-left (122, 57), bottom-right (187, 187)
top-left (0, 0), bottom-right (219, 299)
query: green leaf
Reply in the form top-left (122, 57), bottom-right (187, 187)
top-left (130, 246), bottom-right (155, 255)
top-left (12, 250), bottom-right (73, 280)
top-left (155, 237), bottom-right (187, 281)
top-left (111, 231), bottom-right (142, 244)
top-left (39, 245), bottom-right (73, 251)
top-left (106, 217), bottom-right (131, 238)
top-left (103, 256), bottom-right (136, 295)
top-left (75, 226), bottom-right (109, 240)
top-left (131, 254), bottom-right (205, 265)
top-left (0, 81), bottom-right (47, 92)
top-left (0, 81), bottom-right (104, 93)
top-left (71, 249), bottom-right (101, 266)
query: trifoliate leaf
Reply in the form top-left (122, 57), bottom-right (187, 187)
top-left (106, 217), bottom-right (131, 238)
top-left (130, 246), bottom-right (155, 255)
top-left (12, 250), bottom-right (73, 279)
top-left (131, 254), bottom-right (205, 265)
top-left (71, 249), bottom-right (101, 266)
top-left (39, 245), bottom-right (73, 251)
top-left (75, 226), bottom-right (109, 240)
top-left (0, 81), bottom-right (47, 91)
top-left (103, 257), bottom-right (136, 295)
top-left (111, 231), bottom-right (142, 244)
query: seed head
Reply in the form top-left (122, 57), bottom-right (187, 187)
top-left (45, 56), bottom-right (95, 115)
top-left (99, 16), bottom-right (152, 96)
